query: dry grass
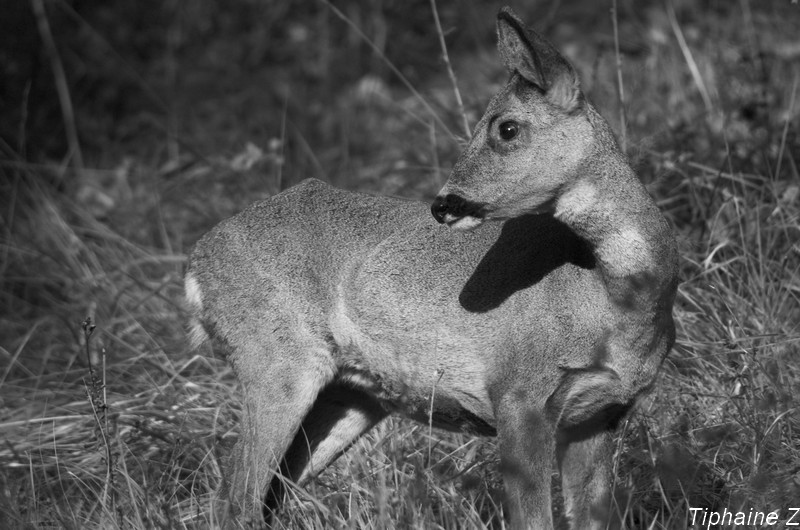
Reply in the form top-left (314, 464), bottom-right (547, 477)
top-left (1, 1), bottom-right (798, 528)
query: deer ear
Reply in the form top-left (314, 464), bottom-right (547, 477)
top-left (496, 7), bottom-right (581, 113)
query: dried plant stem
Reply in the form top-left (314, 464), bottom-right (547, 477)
top-left (430, 118), bottom-right (442, 186)
top-left (84, 382), bottom-right (114, 510)
top-left (775, 74), bottom-right (798, 180)
top-left (667, 0), bottom-right (713, 113)
top-left (83, 317), bottom-right (97, 383)
top-left (429, 0), bottom-right (471, 140)
top-left (428, 368), bottom-right (445, 464)
top-left (82, 317), bottom-right (118, 523)
top-left (278, 94), bottom-right (288, 191)
top-left (610, 0), bottom-right (628, 152)
top-left (30, 0), bottom-right (84, 171)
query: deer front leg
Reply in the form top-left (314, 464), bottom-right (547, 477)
top-left (557, 430), bottom-right (616, 530)
top-left (496, 398), bottom-right (556, 530)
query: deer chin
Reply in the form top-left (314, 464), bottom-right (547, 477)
top-left (444, 214), bottom-right (485, 232)
top-left (488, 197), bottom-right (558, 220)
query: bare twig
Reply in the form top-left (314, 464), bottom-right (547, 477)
top-left (429, 118), bottom-right (442, 186)
top-left (610, 0), bottom-right (628, 152)
top-left (18, 82), bottom-right (31, 159)
top-left (30, 0), bottom-right (84, 171)
top-left (429, 0), bottom-right (471, 140)
top-left (83, 317), bottom-right (97, 382)
top-left (165, 7), bottom-right (181, 162)
top-left (775, 74), bottom-right (798, 180)
top-left (428, 368), bottom-right (445, 464)
top-left (667, 0), bottom-right (713, 113)
top-left (277, 93), bottom-right (288, 191)
top-left (82, 317), bottom-right (119, 524)
top-left (83, 382), bottom-right (113, 510)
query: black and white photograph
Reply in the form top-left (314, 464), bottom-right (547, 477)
top-left (1, 1), bottom-right (798, 528)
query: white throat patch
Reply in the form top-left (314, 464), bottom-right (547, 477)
top-left (446, 215), bottom-right (485, 232)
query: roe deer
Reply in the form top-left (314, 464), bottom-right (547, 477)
top-left (185, 7), bottom-right (678, 529)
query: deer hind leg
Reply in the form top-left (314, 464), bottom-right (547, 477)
top-left (264, 382), bottom-right (387, 519)
top-left (496, 394), bottom-right (556, 530)
top-left (212, 330), bottom-right (335, 529)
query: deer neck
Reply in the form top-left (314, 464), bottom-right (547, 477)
top-left (554, 152), bottom-right (677, 312)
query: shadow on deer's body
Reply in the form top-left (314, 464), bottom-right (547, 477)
top-left (185, 7), bottom-right (679, 529)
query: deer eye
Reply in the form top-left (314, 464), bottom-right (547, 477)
top-left (498, 120), bottom-right (519, 141)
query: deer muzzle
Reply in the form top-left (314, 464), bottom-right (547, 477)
top-left (430, 194), bottom-right (488, 229)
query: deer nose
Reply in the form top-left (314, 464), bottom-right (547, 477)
top-left (431, 194), bottom-right (486, 224)
top-left (430, 195), bottom-right (450, 224)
